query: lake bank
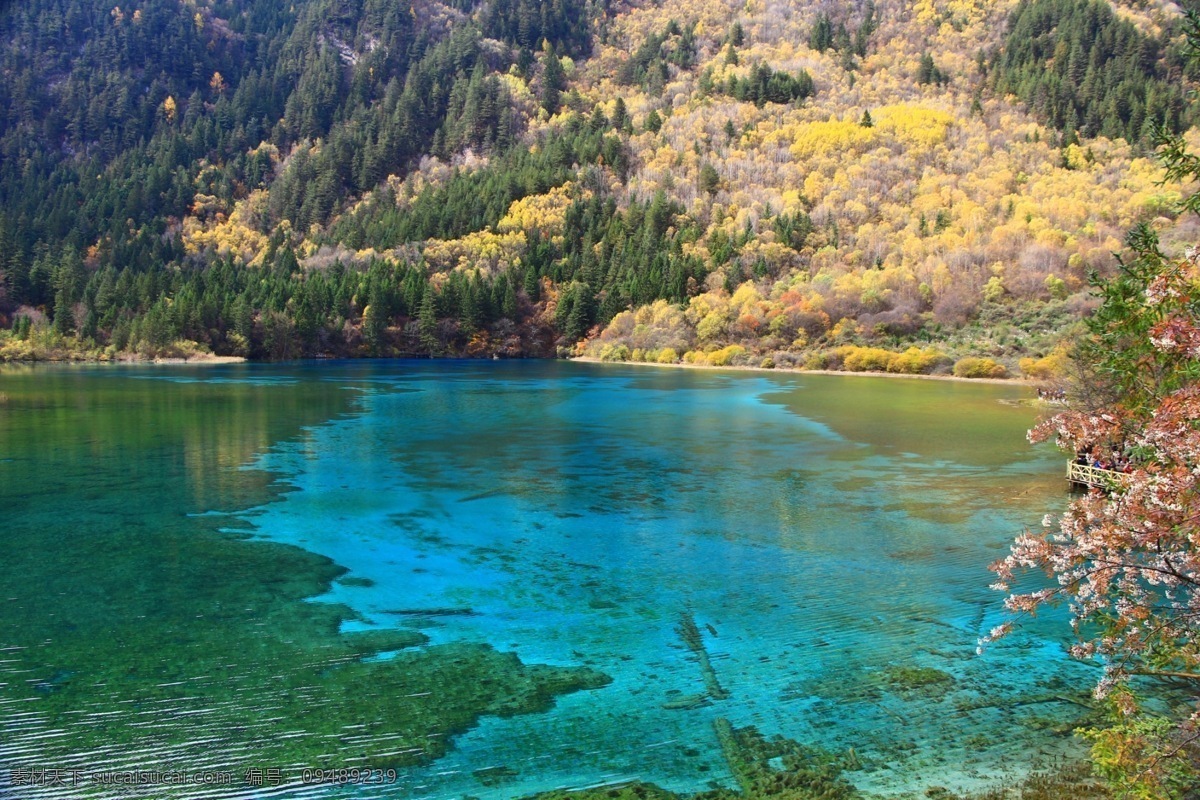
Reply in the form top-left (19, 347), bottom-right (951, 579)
top-left (140, 353), bottom-right (247, 364)
top-left (0, 332), bottom-right (247, 365)
top-left (0, 336), bottom-right (1031, 389)
top-left (570, 355), bottom-right (1031, 386)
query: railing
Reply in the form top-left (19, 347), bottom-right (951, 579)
top-left (1067, 461), bottom-right (1129, 491)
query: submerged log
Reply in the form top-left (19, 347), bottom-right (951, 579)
top-left (675, 612), bottom-right (729, 700)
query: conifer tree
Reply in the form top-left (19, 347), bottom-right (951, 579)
top-left (419, 286), bottom-right (438, 353)
top-left (540, 44), bottom-right (565, 114)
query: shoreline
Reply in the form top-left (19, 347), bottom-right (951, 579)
top-left (569, 355), bottom-right (1030, 386)
top-left (140, 355), bottom-right (247, 365)
top-left (2, 352), bottom-right (1030, 387)
top-left (1, 354), bottom-right (247, 367)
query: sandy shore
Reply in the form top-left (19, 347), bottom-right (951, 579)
top-left (2, 354), bottom-right (247, 367)
top-left (570, 355), bottom-right (1030, 386)
top-left (144, 355), bottom-right (246, 365)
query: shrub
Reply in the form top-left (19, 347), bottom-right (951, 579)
top-left (0, 335), bottom-right (36, 362)
top-left (658, 347), bottom-right (678, 363)
top-left (1044, 274), bottom-right (1068, 300)
top-left (598, 343), bottom-right (631, 361)
top-left (1019, 348), bottom-right (1068, 380)
top-left (825, 345), bottom-right (864, 369)
top-left (888, 346), bottom-right (951, 374)
top-left (803, 352), bottom-right (828, 370)
top-left (839, 345), bottom-right (894, 372)
top-left (953, 357), bottom-right (1008, 378)
top-left (708, 345), bottom-right (747, 366)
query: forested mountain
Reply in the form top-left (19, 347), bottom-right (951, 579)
top-left (992, 0), bottom-right (1196, 145)
top-left (0, 0), bottom-right (1196, 371)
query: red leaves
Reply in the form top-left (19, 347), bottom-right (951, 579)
top-left (985, 285), bottom-right (1200, 697)
top-left (1027, 408), bottom-right (1129, 454)
top-left (1150, 315), bottom-right (1200, 359)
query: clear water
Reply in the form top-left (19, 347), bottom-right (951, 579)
top-left (0, 361), bottom-right (1096, 798)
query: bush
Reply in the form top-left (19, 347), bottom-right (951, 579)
top-left (0, 334), bottom-right (36, 362)
top-left (888, 346), bottom-right (952, 375)
top-left (657, 347), bottom-right (678, 363)
top-left (803, 352), bottom-right (828, 370)
top-left (838, 345), bottom-right (894, 372)
top-left (598, 343), bottom-right (631, 361)
top-left (0, 327), bottom-right (114, 362)
top-left (953, 357), bottom-right (1008, 378)
top-left (819, 346), bottom-right (955, 375)
top-left (1019, 348), bottom-right (1068, 379)
top-left (708, 345), bottom-right (747, 366)
top-left (760, 356), bottom-right (775, 369)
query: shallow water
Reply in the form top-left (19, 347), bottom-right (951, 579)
top-left (0, 361), bottom-right (1093, 798)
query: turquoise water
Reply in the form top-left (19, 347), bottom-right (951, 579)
top-left (0, 361), bottom-right (1094, 798)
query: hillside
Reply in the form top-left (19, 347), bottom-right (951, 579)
top-left (0, 0), bottom-right (1196, 372)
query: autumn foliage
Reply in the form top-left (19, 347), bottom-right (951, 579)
top-left (986, 115), bottom-right (1200, 793)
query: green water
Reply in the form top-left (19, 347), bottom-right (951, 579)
top-left (0, 363), bottom-right (607, 798)
top-left (0, 361), bottom-right (1086, 799)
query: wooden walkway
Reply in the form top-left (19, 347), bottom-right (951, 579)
top-left (1067, 461), bottom-right (1129, 491)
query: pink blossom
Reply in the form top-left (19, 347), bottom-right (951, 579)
top-left (988, 300), bottom-right (1200, 696)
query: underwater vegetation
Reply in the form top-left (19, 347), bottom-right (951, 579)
top-left (523, 718), bottom-right (859, 800)
top-left (938, 761), bottom-right (1111, 799)
top-left (0, 367), bottom-right (610, 793)
top-left (522, 721), bottom-right (1112, 800)
top-left (882, 666), bottom-right (956, 700)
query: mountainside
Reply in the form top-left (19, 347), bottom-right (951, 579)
top-left (0, 0), bottom-right (1196, 371)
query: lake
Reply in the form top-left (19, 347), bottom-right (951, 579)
top-left (0, 360), bottom-right (1095, 798)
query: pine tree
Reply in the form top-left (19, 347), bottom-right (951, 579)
top-left (564, 284), bottom-right (593, 341)
top-left (540, 44), bottom-right (565, 114)
top-left (459, 278), bottom-right (481, 335)
top-left (524, 264), bottom-right (541, 301)
top-left (362, 302), bottom-right (385, 355)
top-left (809, 14), bottom-right (833, 53)
top-left (52, 289), bottom-right (74, 336)
top-left (611, 97), bottom-right (629, 131)
top-left (419, 285), bottom-right (439, 353)
top-left (917, 53), bottom-right (938, 85)
top-left (232, 297), bottom-right (253, 344)
top-left (502, 279), bottom-right (517, 319)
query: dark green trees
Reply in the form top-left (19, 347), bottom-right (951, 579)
top-left (810, 14), bottom-right (834, 53)
top-left (541, 45), bottom-right (567, 113)
top-left (992, 0), bottom-right (1193, 144)
top-left (714, 64), bottom-right (815, 106)
top-left (917, 53), bottom-right (946, 86)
